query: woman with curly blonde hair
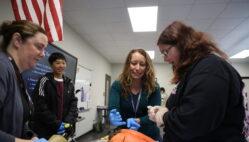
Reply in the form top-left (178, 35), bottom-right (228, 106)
top-left (108, 49), bottom-right (162, 141)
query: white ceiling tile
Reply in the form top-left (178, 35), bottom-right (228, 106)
top-left (227, 35), bottom-right (249, 57)
top-left (209, 18), bottom-right (245, 30)
top-left (79, 23), bottom-right (108, 34)
top-left (231, 0), bottom-right (249, 2)
top-left (63, 0), bottom-right (92, 11)
top-left (195, 0), bottom-right (230, 4)
top-left (185, 19), bottom-right (214, 31)
top-left (90, 0), bottom-right (125, 9)
top-left (115, 40), bottom-right (135, 48)
top-left (219, 2), bottom-right (249, 18)
top-left (134, 33), bottom-right (157, 41)
top-left (235, 18), bottom-right (249, 31)
top-left (206, 29), bottom-right (231, 41)
top-left (220, 29), bottom-right (249, 51)
top-left (110, 32), bottom-right (135, 42)
top-left (64, 10), bottom-right (100, 25)
top-left (134, 40), bottom-right (156, 48)
top-left (157, 19), bottom-right (175, 32)
top-left (158, 5), bottom-right (192, 20)
top-left (91, 41), bottom-right (117, 49)
top-left (106, 22), bottom-right (133, 33)
top-left (125, 0), bottom-right (158, 7)
top-left (63, 0), bottom-right (249, 63)
top-left (97, 8), bottom-right (129, 23)
top-left (188, 4), bottom-right (227, 19)
top-left (158, 0), bottom-right (195, 5)
top-left (88, 33), bottom-right (113, 42)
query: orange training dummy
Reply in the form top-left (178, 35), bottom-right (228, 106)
top-left (109, 129), bottom-right (156, 142)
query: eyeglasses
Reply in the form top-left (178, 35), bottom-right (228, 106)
top-left (161, 46), bottom-right (173, 58)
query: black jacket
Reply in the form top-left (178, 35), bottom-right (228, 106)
top-left (31, 73), bottom-right (78, 139)
top-left (163, 54), bottom-right (245, 142)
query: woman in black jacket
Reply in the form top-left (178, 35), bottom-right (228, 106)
top-left (32, 52), bottom-right (78, 139)
top-left (148, 21), bottom-right (245, 142)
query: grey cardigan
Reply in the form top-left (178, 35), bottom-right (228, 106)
top-left (0, 52), bottom-right (34, 142)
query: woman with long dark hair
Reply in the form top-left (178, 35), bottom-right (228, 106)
top-left (148, 21), bottom-right (245, 142)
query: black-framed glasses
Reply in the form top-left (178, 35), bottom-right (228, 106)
top-left (161, 46), bottom-right (173, 58)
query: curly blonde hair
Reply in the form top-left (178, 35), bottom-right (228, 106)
top-left (119, 49), bottom-right (156, 98)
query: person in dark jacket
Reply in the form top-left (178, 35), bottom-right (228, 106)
top-left (108, 49), bottom-right (162, 141)
top-left (0, 20), bottom-right (48, 142)
top-left (148, 21), bottom-right (245, 142)
top-left (32, 52), bottom-right (78, 139)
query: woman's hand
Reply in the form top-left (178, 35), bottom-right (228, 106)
top-left (148, 106), bottom-right (168, 127)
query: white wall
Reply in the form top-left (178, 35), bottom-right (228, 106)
top-left (111, 62), bottom-right (249, 96)
top-left (0, 0), bottom-right (111, 136)
top-left (232, 62), bottom-right (249, 77)
top-left (232, 62), bottom-right (249, 95)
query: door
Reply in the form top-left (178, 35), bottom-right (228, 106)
top-left (104, 74), bottom-right (111, 106)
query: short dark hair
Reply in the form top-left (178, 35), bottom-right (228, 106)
top-left (48, 52), bottom-right (66, 65)
top-left (160, 87), bottom-right (165, 93)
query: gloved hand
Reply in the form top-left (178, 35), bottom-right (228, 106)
top-left (109, 109), bottom-right (126, 126)
top-left (33, 138), bottom-right (49, 142)
top-left (57, 122), bottom-right (66, 134)
top-left (127, 118), bottom-right (140, 131)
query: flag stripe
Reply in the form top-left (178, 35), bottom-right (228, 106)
top-left (11, 0), bottom-right (21, 20)
top-left (48, 0), bottom-right (62, 41)
top-left (26, 0), bottom-right (39, 24)
top-left (54, 0), bottom-right (63, 40)
top-left (42, 0), bottom-right (54, 43)
top-left (45, 1), bottom-right (58, 42)
top-left (21, 0), bottom-right (32, 21)
top-left (16, 0), bottom-right (26, 19)
top-left (11, 0), bottom-right (63, 43)
top-left (44, 9), bottom-right (53, 43)
top-left (31, 0), bottom-right (42, 25)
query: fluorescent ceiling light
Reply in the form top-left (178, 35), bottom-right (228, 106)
top-left (230, 50), bottom-right (249, 59)
top-left (128, 6), bottom-right (158, 32)
top-left (146, 50), bottom-right (155, 59)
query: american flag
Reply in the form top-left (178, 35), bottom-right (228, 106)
top-left (11, 0), bottom-right (63, 43)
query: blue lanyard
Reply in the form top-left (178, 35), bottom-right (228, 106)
top-left (130, 89), bottom-right (142, 117)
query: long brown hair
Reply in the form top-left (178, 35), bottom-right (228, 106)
top-left (0, 20), bottom-right (46, 52)
top-left (119, 49), bottom-right (156, 98)
top-left (157, 21), bottom-right (228, 84)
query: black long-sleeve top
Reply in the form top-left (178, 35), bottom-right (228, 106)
top-left (163, 54), bottom-right (245, 142)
